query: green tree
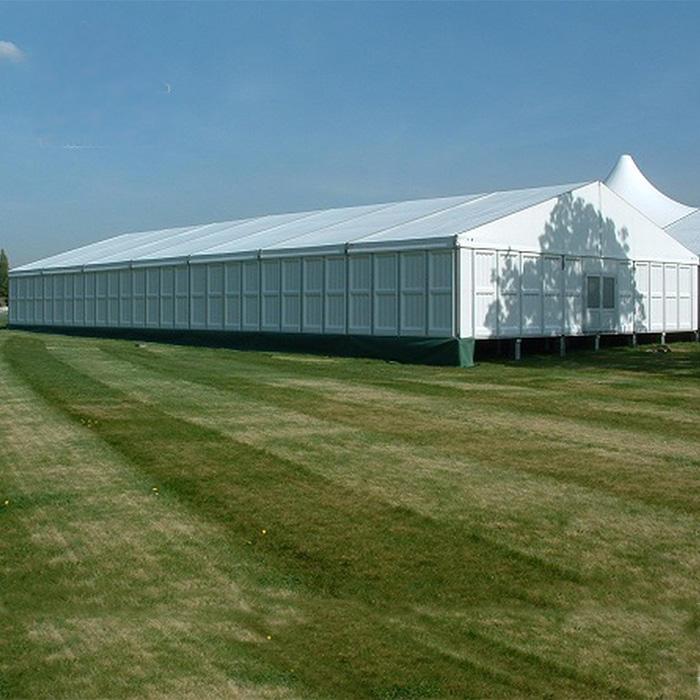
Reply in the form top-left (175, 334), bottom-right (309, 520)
top-left (0, 249), bottom-right (8, 302)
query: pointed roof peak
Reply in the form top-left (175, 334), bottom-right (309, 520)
top-left (604, 154), bottom-right (696, 228)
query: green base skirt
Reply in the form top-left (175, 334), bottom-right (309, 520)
top-left (9, 325), bottom-right (475, 367)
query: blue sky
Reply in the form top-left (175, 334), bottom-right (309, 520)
top-left (2, 1), bottom-right (699, 266)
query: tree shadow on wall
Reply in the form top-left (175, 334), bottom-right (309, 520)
top-left (483, 192), bottom-right (645, 339)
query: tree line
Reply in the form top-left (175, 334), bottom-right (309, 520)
top-left (1, 249), bottom-right (9, 305)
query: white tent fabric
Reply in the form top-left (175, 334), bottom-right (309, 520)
top-left (666, 211), bottom-right (700, 255)
top-left (13, 183), bottom-right (583, 272)
top-left (604, 154), bottom-right (697, 229)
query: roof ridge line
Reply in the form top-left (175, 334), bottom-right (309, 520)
top-left (136, 210), bottom-right (319, 262)
top-left (347, 192), bottom-right (495, 247)
top-left (193, 201), bottom-right (400, 258)
top-left (85, 223), bottom-right (206, 266)
top-left (664, 207), bottom-right (700, 230)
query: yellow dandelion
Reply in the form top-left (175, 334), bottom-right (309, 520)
top-left (261, 529), bottom-right (267, 535)
top-left (266, 635), bottom-right (272, 640)
top-left (152, 487), bottom-right (158, 492)
top-left (3, 500), bottom-right (9, 506)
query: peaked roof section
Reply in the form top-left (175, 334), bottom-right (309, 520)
top-left (13, 181), bottom-right (584, 272)
top-left (604, 155), bottom-right (697, 229)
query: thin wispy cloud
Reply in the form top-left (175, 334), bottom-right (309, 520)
top-left (163, 82), bottom-right (172, 94)
top-left (62, 143), bottom-right (106, 151)
top-left (0, 40), bottom-right (26, 63)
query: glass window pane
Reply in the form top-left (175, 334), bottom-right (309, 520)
top-left (586, 276), bottom-right (600, 309)
top-left (602, 277), bottom-right (615, 309)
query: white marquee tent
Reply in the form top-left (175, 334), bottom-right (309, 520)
top-left (9, 155), bottom-right (699, 365)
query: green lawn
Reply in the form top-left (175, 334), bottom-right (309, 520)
top-left (0, 327), bottom-right (698, 699)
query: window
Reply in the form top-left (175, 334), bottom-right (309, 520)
top-left (602, 277), bottom-right (615, 309)
top-left (586, 276), bottom-right (600, 309)
top-left (587, 275), bottom-right (616, 309)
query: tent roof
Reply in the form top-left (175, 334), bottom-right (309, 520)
top-left (13, 181), bottom-right (583, 272)
top-left (665, 210), bottom-right (700, 255)
top-left (604, 154), bottom-right (697, 229)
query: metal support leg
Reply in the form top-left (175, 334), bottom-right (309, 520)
top-left (514, 338), bottom-right (522, 361)
top-left (661, 332), bottom-right (666, 345)
top-left (630, 333), bottom-right (637, 348)
top-left (559, 336), bottom-right (566, 358)
top-left (694, 330), bottom-right (699, 343)
top-left (594, 334), bottom-right (600, 352)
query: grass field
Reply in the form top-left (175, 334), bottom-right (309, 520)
top-left (0, 326), bottom-right (698, 699)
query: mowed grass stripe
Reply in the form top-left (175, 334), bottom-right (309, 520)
top-left (0, 339), bottom-right (301, 699)
top-left (56, 340), bottom-right (700, 605)
top-left (46, 336), bottom-right (700, 695)
top-left (2, 334), bottom-right (644, 699)
top-left (98, 340), bottom-right (700, 515)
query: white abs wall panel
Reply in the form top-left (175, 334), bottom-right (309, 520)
top-left (598, 259), bottom-right (617, 332)
top-left (190, 265), bottom-right (206, 329)
top-left (428, 250), bottom-right (453, 336)
top-left (32, 276), bottom-right (41, 324)
top-left (132, 269), bottom-right (145, 327)
top-left (40, 276), bottom-right (48, 325)
top-left (348, 255), bottom-right (371, 334)
top-left (207, 263), bottom-right (224, 329)
top-left (119, 270), bottom-right (132, 327)
top-left (54, 274), bottom-right (66, 326)
top-left (302, 257), bottom-right (323, 333)
top-left (74, 273), bottom-right (85, 326)
top-left (160, 266), bottom-right (175, 328)
top-left (36, 276), bottom-right (45, 324)
top-left (678, 265), bottom-right (692, 330)
top-left (28, 277), bottom-right (36, 323)
top-left (13, 277), bottom-right (23, 323)
top-left (33, 276), bottom-right (44, 324)
top-left (29, 276), bottom-right (37, 323)
top-left (12, 278), bottom-right (20, 323)
top-left (242, 261), bottom-right (260, 331)
top-left (20, 277), bottom-right (29, 324)
top-left (497, 252), bottom-right (520, 337)
top-left (564, 257), bottom-right (583, 334)
top-left (63, 274), bottom-right (74, 326)
top-left (373, 253), bottom-right (398, 335)
top-left (18, 277), bottom-right (28, 324)
top-left (107, 271), bottom-right (119, 326)
top-left (84, 272), bottom-right (95, 326)
top-left (325, 257), bottom-right (346, 334)
top-left (618, 262), bottom-right (634, 333)
top-left (664, 265), bottom-right (678, 331)
top-left (458, 248), bottom-right (472, 339)
top-left (224, 262), bottom-right (241, 330)
top-left (96, 271), bottom-right (109, 326)
top-left (23, 277), bottom-right (31, 324)
top-left (261, 260), bottom-right (281, 331)
top-left (543, 255), bottom-right (563, 335)
top-left (175, 266), bottom-right (189, 328)
top-left (281, 258), bottom-right (301, 332)
top-left (521, 254), bottom-right (543, 335)
top-left (635, 262), bottom-right (650, 332)
top-left (400, 251), bottom-right (426, 335)
top-left (650, 263), bottom-right (664, 332)
top-left (474, 250), bottom-right (496, 338)
top-left (146, 267), bottom-right (160, 328)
